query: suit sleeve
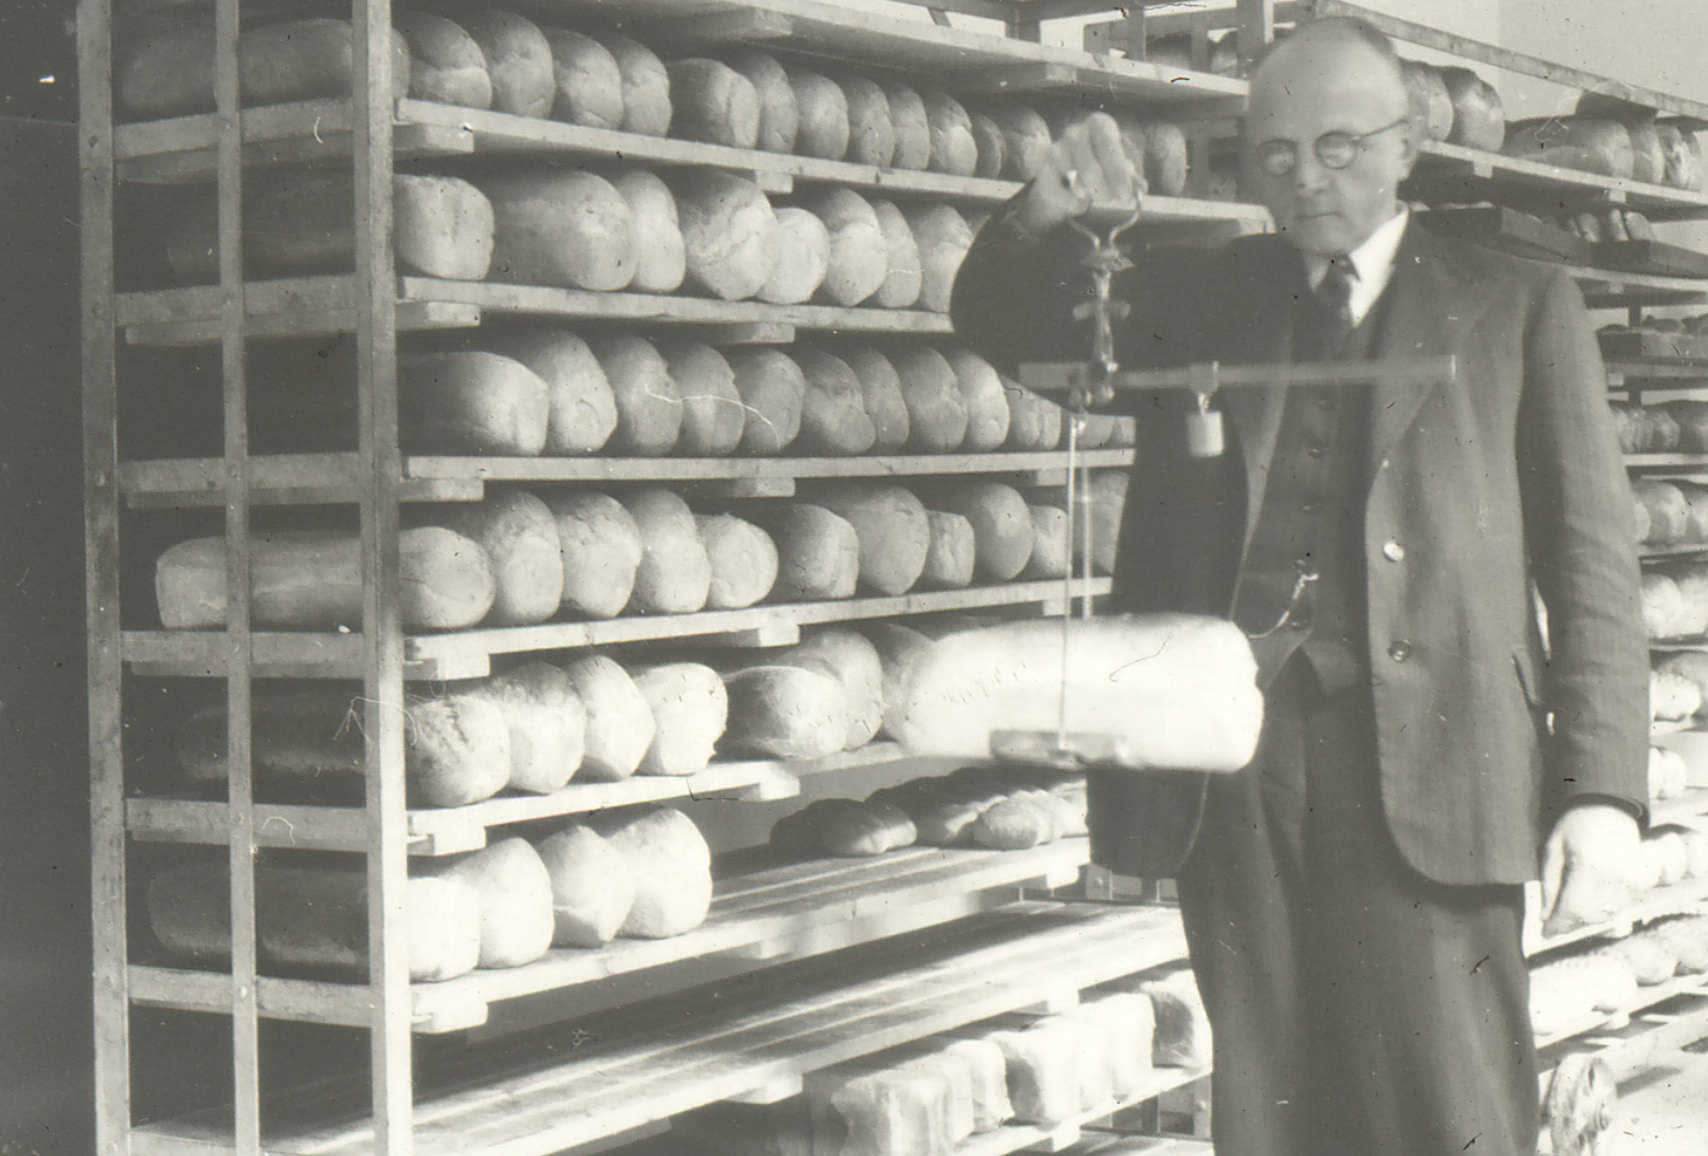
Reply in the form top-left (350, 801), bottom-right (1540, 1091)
top-left (1516, 269), bottom-right (1650, 821)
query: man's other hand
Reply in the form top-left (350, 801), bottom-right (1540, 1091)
top-left (1540, 802), bottom-right (1642, 937)
top-left (1016, 112), bottom-right (1141, 236)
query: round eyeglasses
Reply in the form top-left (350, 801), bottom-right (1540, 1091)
top-left (1252, 117), bottom-right (1409, 177)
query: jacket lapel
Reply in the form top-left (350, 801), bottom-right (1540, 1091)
top-left (1218, 241), bottom-right (1302, 557)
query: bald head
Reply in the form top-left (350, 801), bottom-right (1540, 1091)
top-left (1243, 18), bottom-right (1418, 256)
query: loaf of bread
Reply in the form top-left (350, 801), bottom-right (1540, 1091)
top-left (621, 487), bottom-right (711, 615)
top-left (866, 622), bottom-right (938, 740)
top-left (470, 659), bottom-right (585, 794)
top-left (924, 91), bottom-right (978, 176)
top-left (395, 12), bottom-right (492, 109)
top-left (1139, 120), bottom-right (1189, 197)
top-left (541, 28), bottom-right (624, 129)
top-left (399, 351), bottom-right (549, 456)
top-left (790, 66), bottom-right (851, 160)
top-left (728, 347), bottom-right (806, 454)
top-left (1653, 668), bottom-right (1704, 722)
top-left (795, 348), bottom-right (879, 456)
top-left (1665, 400), bottom-right (1708, 453)
top-left (484, 329), bottom-right (617, 456)
top-left (534, 823), bottom-right (636, 948)
top-left (782, 627), bottom-right (887, 749)
top-left (882, 80), bottom-right (932, 171)
top-left (1643, 572), bottom-right (1689, 639)
top-left (147, 859), bottom-right (482, 982)
top-left (866, 199), bottom-right (924, 311)
top-left (767, 504), bottom-right (861, 601)
top-left (844, 346), bottom-right (911, 451)
top-left (724, 664), bottom-right (849, 758)
top-left (770, 797), bottom-right (918, 857)
top-left (591, 805), bottom-right (713, 938)
top-left (667, 58), bottom-right (761, 149)
top-left (1082, 990), bottom-right (1156, 1098)
top-left (481, 168), bottom-right (635, 290)
top-left (835, 74), bottom-right (894, 167)
top-left (868, 777), bottom-right (992, 847)
top-left (463, 9), bottom-right (555, 118)
top-left (1650, 914), bottom-right (1708, 972)
top-left (1651, 743), bottom-right (1691, 801)
top-left (428, 836), bottom-right (555, 968)
top-left (440, 491), bottom-right (562, 627)
top-left (1439, 66), bottom-right (1505, 151)
top-left (564, 654), bottom-right (655, 782)
top-left (1598, 932), bottom-right (1680, 986)
top-left (1141, 969), bottom-right (1213, 1068)
top-left (803, 1054), bottom-right (956, 1156)
top-left (728, 51), bottom-right (798, 153)
top-left (813, 482), bottom-right (932, 596)
top-left (675, 171), bottom-right (778, 300)
top-left (892, 614), bottom-right (1263, 772)
top-left (1401, 60), bottom-right (1454, 143)
top-left (758, 207), bottom-right (832, 306)
top-left (944, 348), bottom-right (1011, 452)
top-left (802, 187), bottom-right (888, 308)
top-left (118, 18), bottom-right (410, 119)
top-left (932, 481), bottom-right (1035, 582)
top-left (155, 527), bottom-right (496, 631)
top-left (920, 510), bottom-right (977, 590)
top-left (1023, 504), bottom-right (1072, 580)
top-left (697, 513), bottom-right (779, 609)
top-left (969, 793), bottom-right (1060, 850)
top-left (1657, 123), bottom-right (1704, 191)
top-left (593, 334), bottom-right (683, 456)
top-left (969, 111), bottom-right (1006, 181)
top-left (661, 339), bottom-right (745, 455)
top-left (1610, 402), bottom-right (1649, 453)
top-left (982, 1023), bottom-right (1081, 1125)
top-left (601, 33), bottom-right (671, 137)
top-left (891, 345), bottom-right (969, 452)
top-left (166, 172), bottom-right (494, 284)
top-left (548, 492), bottom-right (643, 619)
top-left (1504, 117), bottom-right (1635, 178)
top-left (1654, 648), bottom-right (1708, 702)
top-left (905, 204), bottom-right (975, 314)
top-left (612, 169), bottom-right (687, 294)
top-left (632, 662), bottom-right (728, 776)
top-left (980, 100), bottom-right (1052, 180)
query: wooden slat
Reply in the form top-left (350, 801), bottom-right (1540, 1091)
top-left (128, 968), bottom-right (377, 1029)
top-left (1625, 453), bottom-right (1708, 472)
top-left (1534, 975), bottom-right (1708, 1051)
top-left (119, 454), bottom-right (483, 507)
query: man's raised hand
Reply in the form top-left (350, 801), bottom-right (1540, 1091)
top-left (1016, 112), bottom-right (1141, 236)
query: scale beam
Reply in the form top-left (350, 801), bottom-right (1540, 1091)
top-left (1019, 354), bottom-right (1459, 395)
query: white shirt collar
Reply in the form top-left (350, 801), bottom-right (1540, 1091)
top-left (1304, 205), bottom-right (1409, 328)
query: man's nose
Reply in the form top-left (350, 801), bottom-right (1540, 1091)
top-left (1293, 150), bottom-right (1331, 192)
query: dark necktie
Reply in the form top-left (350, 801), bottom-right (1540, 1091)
top-left (1315, 256), bottom-right (1356, 356)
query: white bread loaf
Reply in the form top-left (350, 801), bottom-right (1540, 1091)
top-left (118, 19), bottom-right (410, 119)
top-left (728, 348), bottom-right (806, 454)
top-left (622, 486), bottom-right (712, 614)
top-left (675, 171), bottom-right (778, 301)
top-left (1003, 386), bottom-right (1046, 451)
top-left (483, 329), bottom-right (617, 456)
top-left (400, 351), bottom-right (549, 456)
top-left (541, 28), bottom-right (624, 129)
top-left (632, 662), bottom-right (729, 776)
top-left (810, 1058), bottom-right (959, 1156)
top-left (891, 345), bottom-right (969, 452)
top-left (932, 480), bottom-right (1035, 582)
top-left (813, 482), bottom-right (932, 596)
top-left (1022, 503), bottom-right (1071, 580)
top-left (943, 1037), bottom-right (1012, 1131)
top-left (904, 204), bottom-right (974, 314)
top-left (1440, 65), bottom-right (1505, 151)
top-left (1087, 470), bottom-right (1126, 574)
top-left (612, 169), bottom-right (687, 294)
top-left (1658, 123), bottom-right (1704, 191)
top-left (794, 348), bottom-right (878, 456)
top-left (920, 510), bottom-right (977, 589)
top-left (1141, 120), bottom-right (1189, 196)
top-left (1401, 60), bottom-right (1454, 143)
top-left (600, 33), bottom-right (671, 137)
top-left (984, 1024), bottom-right (1081, 1125)
top-left (970, 111), bottom-right (1006, 181)
top-left (395, 12), bottom-right (492, 109)
top-left (780, 627), bottom-right (887, 749)
top-left (592, 806), bottom-right (714, 937)
top-left (767, 504), bottom-right (861, 601)
top-left (757, 206), bottom-right (832, 306)
top-left (155, 527), bottom-right (495, 632)
top-left (844, 346), bottom-right (911, 451)
top-left (1504, 117), bottom-right (1635, 178)
top-left (1083, 991), bottom-right (1155, 1098)
top-left (405, 693), bottom-right (516, 806)
top-left (471, 660), bottom-right (585, 794)
top-left (147, 860), bottom-right (481, 982)
top-left (482, 168), bottom-right (634, 290)
top-left (723, 664), bottom-right (849, 758)
top-left (789, 66), bottom-right (850, 160)
top-left (564, 654), bottom-right (655, 781)
top-left (981, 99), bottom-right (1052, 180)
top-left (841, 74), bottom-right (896, 167)
top-left (803, 187), bottom-right (888, 308)
top-left (944, 348), bottom-right (1011, 452)
top-left (884, 81), bottom-right (932, 171)
top-left (440, 491), bottom-right (562, 627)
top-left (696, 514), bottom-right (779, 609)
top-left (865, 622), bottom-right (938, 740)
top-left (773, 797), bottom-right (917, 857)
top-left (728, 51), bottom-right (798, 153)
top-left (1141, 969), bottom-right (1213, 1068)
top-left (660, 339), bottom-right (745, 455)
top-left (592, 334), bottom-right (683, 456)
top-left (535, 823), bottom-right (635, 947)
top-left (667, 58), bottom-right (761, 149)
top-left (894, 615), bottom-right (1263, 772)
top-left (924, 91), bottom-right (978, 176)
top-left (429, 836), bottom-right (556, 968)
top-left (462, 9), bottom-right (555, 118)
top-left (548, 492), bottom-right (644, 619)
top-left (869, 199), bottom-right (923, 310)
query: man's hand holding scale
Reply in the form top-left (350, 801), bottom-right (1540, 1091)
top-left (1016, 112), bottom-right (1142, 235)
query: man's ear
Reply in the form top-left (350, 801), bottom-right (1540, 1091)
top-left (1396, 118), bottom-right (1421, 180)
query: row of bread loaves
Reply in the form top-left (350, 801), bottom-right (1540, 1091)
top-left (1529, 913), bottom-right (1708, 1039)
top-left (1640, 564), bottom-right (1708, 640)
top-left (146, 805), bottom-right (713, 982)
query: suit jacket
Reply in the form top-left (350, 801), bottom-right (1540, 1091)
top-left (951, 210), bottom-right (1649, 886)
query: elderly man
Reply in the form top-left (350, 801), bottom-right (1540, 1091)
top-left (951, 17), bottom-right (1647, 1156)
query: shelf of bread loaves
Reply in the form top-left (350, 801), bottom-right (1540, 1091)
top-left (125, 900), bottom-right (1191, 1156)
top-left (1527, 912), bottom-right (1708, 1048)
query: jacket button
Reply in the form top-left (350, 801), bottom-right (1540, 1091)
top-left (1388, 640), bottom-right (1412, 662)
top-left (1381, 540), bottom-right (1405, 562)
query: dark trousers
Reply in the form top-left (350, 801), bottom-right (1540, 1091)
top-left (1175, 660), bottom-right (1538, 1156)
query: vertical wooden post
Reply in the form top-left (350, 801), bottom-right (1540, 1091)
top-left (78, 0), bottom-right (127, 1151)
top-left (212, 0), bottom-right (261, 1150)
top-left (352, 0), bottom-right (412, 1151)
top-left (1236, 0), bottom-right (1277, 73)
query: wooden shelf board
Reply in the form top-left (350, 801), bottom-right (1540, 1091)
top-left (1625, 453), bottom-right (1708, 472)
top-left (1534, 974), bottom-right (1708, 1052)
top-left (1541, 987), bottom-right (1708, 1083)
top-left (1606, 359), bottom-right (1708, 382)
top-left (127, 841), bottom-right (1094, 1032)
top-left (126, 745), bottom-right (913, 856)
top-left (1524, 876), bottom-right (1708, 959)
top-left (130, 903), bottom-right (1186, 1156)
top-left (1409, 140), bottom-right (1708, 221)
top-left (1641, 544), bottom-right (1708, 561)
top-left (121, 579), bottom-right (1110, 680)
top-left (1575, 268), bottom-right (1708, 309)
top-left (119, 454), bottom-right (484, 508)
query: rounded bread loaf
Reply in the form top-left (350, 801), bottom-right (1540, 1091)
top-left (890, 344), bottom-right (969, 452)
top-left (632, 661), bottom-right (729, 776)
top-left (803, 187), bottom-right (888, 307)
top-left (944, 347), bottom-right (1012, 452)
top-left (727, 347), bottom-right (806, 454)
top-left (869, 198), bottom-right (924, 310)
top-left (757, 206), bottom-right (832, 306)
top-left (969, 111), bottom-right (1007, 180)
top-left (621, 486), bottom-right (712, 614)
top-left (484, 328), bottom-right (617, 456)
top-left (600, 33), bottom-right (671, 136)
top-left (591, 805), bottom-right (714, 937)
top-left (1401, 59), bottom-right (1454, 142)
top-left (481, 167), bottom-right (635, 290)
top-left (563, 654), bottom-right (656, 782)
top-left (674, 170), bottom-right (778, 301)
top-left (728, 50), bottom-right (798, 153)
top-left (840, 74), bottom-right (896, 167)
top-left (1022, 503), bottom-right (1071, 579)
top-left (461, 9), bottom-right (555, 118)
top-left (843, 345), bottom-right (911, 450)
top-left (1439, 65), bottom-right (1505, 151)
top-left (612, 168), bottom-right (687, 294)
top-left (865, 621), bottom-right (938, 739)
top-left (400, 350), bottom-right (550, 457)
top-left (811, 481), bottom-right (932, 596)
top-left (794, 348), bottom-right (878, 455)
top-left (439, 490), bottom-right (563, 626)
top-left (666, 58), bottom-right (760, 149)
top-left (923, 91), bottom-right (978, 176)
top-left (724, 664), bottom-right (849, 758)
top-left (766, 504), bottom-right (861, 602)
top-left (696, 513), bottom-right (779, 609)
top-left (534, 824), bottom-right (636, 947)
top-left (660, 339), bottom-right (745, 455)
top-left (905, 203), bottom-right (975, 314)
top-left (789, 66), bottom-right (851, 159)
top-left (547, 491), bottom-right (644, 619)
top-left (884, 80), bottom-right (933, 171)
top-left (472, 659), bottom-right (586, 794)
top-left (394, 11), bottom-right (493, 109)
top-left (591, 333), bottom-right (683, 455)
top-left (981, 100), bottom-right (1052, 180)
top-left (541, 28), bottom-right (624, 129)
top-left (428, 836), bottom-right (556, 968)
top-left (404, 692), bottom-right (515, 807)
top-left (779, 627), bottom-right (888, 749)
top-left (920, 509), bottom-right (977, 590)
